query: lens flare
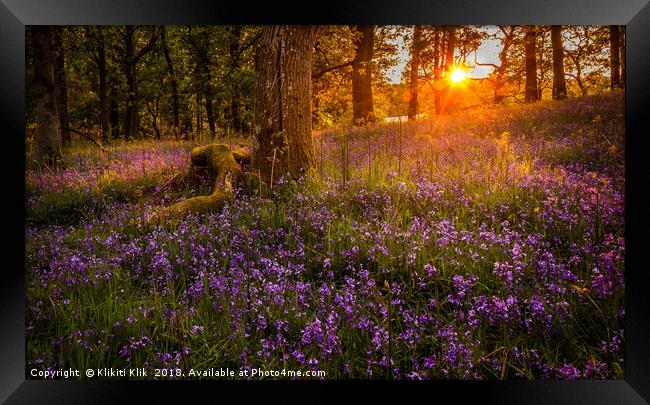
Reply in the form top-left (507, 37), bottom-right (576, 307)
top-left (450, 68), bottom-right (467, 83)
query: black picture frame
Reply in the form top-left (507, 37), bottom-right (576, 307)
top-left (2, 0), bottom-right (649, 403)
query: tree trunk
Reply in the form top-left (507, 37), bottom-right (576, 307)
top-left (182, 110), bottom-right (193, 138)
top-left (188, 30), bottom-right (217, 139)
top-left (433, 28), bottom-right (442, 115)
top-left (494, 26), bottom-right (515, 104)
top-left (228, 26), bottom-right (243, 133)
top-left (525, 26), bottom-right (539, 102)
top-left (609, 25), bottom-right (621, 90)
top-left (196, 96), bottom-right (202, 139)
top-left (53, 28), bottom-right (70, 145)
top-left (124, 26), bottom-right (137, 140)
top-left (32, 26), bottom-right (62, 165)
top-left (408, 25), bottom-right (422, 120)
top-left (153, 98), bottom-right (161, 140)
top-left (123, 25), bottom-right (160, 140)
top-left (109, 85), bottom-right (120, 140)
top-left (620, 26), bottom-right (625, 88)
top-left (161, 27), bottom-right (181, 140)
top-left (205, 95), bottom-right (216, 139)
top-left (97, 28), bottom-right (111, 143)
top-left (444, 26), bottom-right (456, 74)
top-left (252, 25), bottom-right (317, 188)
top-left (551, 25), bottom-right (567, 100)
top-left (437, 25), bottom-right (456, 115)
top-left (351, 25), bottom-right (375, 124)
top-left (537, 27), bottom-right (546, 99)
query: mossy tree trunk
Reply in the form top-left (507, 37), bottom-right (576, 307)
top-left (251, 25), bottom-right (317, 188)
top-left (154, 144), bottom-right (253, 220)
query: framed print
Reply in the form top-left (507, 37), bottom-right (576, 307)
top-left (2, 0), bottom-right (649, 403)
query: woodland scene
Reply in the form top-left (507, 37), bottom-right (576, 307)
top-left (26, 25), bottom-right (624, 380)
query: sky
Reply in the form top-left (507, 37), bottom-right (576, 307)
top-left (386, 26), bottom-right (503, 84)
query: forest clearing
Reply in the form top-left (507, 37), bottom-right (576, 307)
top-left (25, 25), bottom-right (625, 380)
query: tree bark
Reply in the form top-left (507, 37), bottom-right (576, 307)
top-left (537, 27), bottom-right (546, 99)
top-left (53, 28), bottom-right (70, 145)
top-left (524, 26), bottom-right (539, 102)
top-left (252, 25), bottom-right (317, 188)
top-left (609, 25), bottom-right (621, 90)
top-left (620, 26), bottom-right (625, 88)
top-left (32, 26), bottom-right (62, 165)
top-left (351, 25), bottom-right (375, 124)
top-left (408, 25), bottom-right (422, 120)
top-left (551, 25), bottom-right (567, 100)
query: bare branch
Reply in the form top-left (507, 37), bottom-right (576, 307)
top-left (312, 60), bottom-right (354, 80)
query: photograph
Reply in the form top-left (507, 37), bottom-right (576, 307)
top-left (24, 24), bottom-right (626, 381)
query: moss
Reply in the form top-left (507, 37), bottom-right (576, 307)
top-left (154, 144), bottom-right (245, 220)
top-left (232, 146), bottom-right (251, 165)
top-left (152, 188), bottom-right (229, 222)
top-left (191, 144), bottom-right (239, 174)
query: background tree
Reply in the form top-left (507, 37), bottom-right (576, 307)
top-left (186, 26), bottom-right (219, 139)
top-left (311, 26), bottom-right (356, 127)
top-left (311, 25), bottom-right (398, 127)
top-left (524, 26), bottom-right (539, 102)
top-left (619, 26), bottom-right (625, 88)
top-left (474, 26), bottom-right (517, 103)
top-left (53, 27), bottom-right (71, 145)
top-left (551, 25), bottom-right (567, 100)
top-left (609, 25), bottom-right (622, 90)
top-left (24, 25), bottom-right (625, 154)
top-left (252, 25), bottom-right (317, 187)
top-left (351, 25), bottom-right (376, 124)
top-left (407, 25), bottom-right (423, 120)
top-left (31, 26), bottom-right (62, 164)
top-left (160, 27), bottom-right (181, 140)
top-left (122, 25), bottom-right (160, 140)
top-left (563, 26), bottom-right (608, 96)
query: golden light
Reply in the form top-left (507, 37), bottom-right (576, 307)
top-left (450, 68), bottom-right (467, 83)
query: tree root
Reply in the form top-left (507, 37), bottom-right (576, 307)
top-left (149, 143), bottom-right (257, 223)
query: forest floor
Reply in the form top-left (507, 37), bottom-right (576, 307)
top-left (25, 92), bottom-right (625, 380)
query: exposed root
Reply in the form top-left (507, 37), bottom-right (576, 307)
top-left (153, 188), bottom-right (229, 220)
top-left (150, 143), bottom-right (254, 222)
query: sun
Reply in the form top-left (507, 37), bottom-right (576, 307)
top-left (450, 68), bottom-right (467, 83)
